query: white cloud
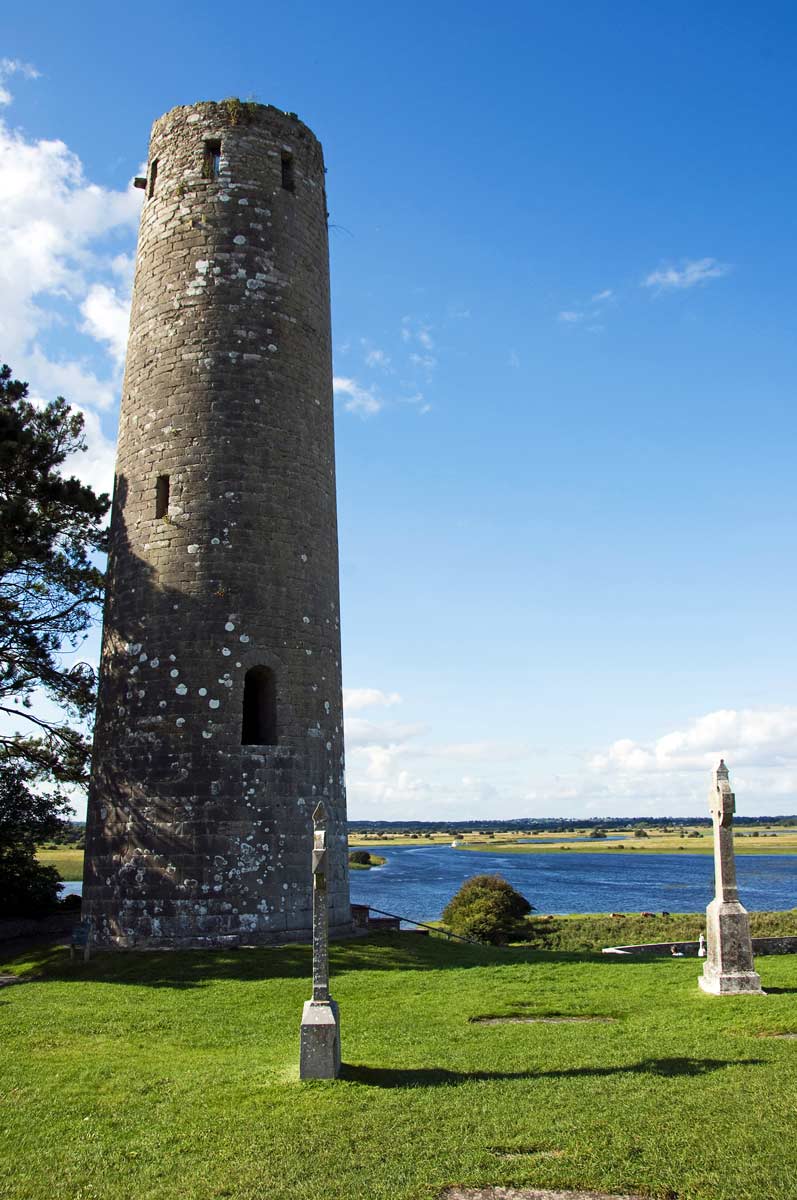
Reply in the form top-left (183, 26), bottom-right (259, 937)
top-left (80, 283), bottom-right (131, 366)
top-left (557, 310), bottom-right (583, 323)
top-left (591, 289), bottom-right (614, 303)
top-left (0, 115), bottom-right (141, 361)
top-left (591, 707), bottom-right (797, 774)
top-left (344, 688), bottom-right (402, 713)
top-left (0, 101), bottom-right (142, 496)
top-left (332, 375), bottom-right (382, 416)
top-left (508, 350), bottom-right (520, 368)
top-left (642, 257), bottom-right (731, 291)
top-left (0, 58), bottom-right (39, 106)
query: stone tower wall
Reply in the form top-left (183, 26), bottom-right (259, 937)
top-left (83, 101), bottom-right (350, 946)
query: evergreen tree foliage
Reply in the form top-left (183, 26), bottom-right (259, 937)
top-left (0, 364), bottom-right (109, 914)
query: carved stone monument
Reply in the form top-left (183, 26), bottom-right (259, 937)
top-left (299, 802), bottom-right (341, 1078)
top-left (699, 760), bottom-right (764, 996)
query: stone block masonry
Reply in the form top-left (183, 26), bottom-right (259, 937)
top-left (83, 101), bottom-right (351, 947)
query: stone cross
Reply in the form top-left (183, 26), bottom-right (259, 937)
top-left (299, 801), bottom-right (341, 1077)
top-left (311, 800), bottom-right (330, 1002)
top-left (699, 760), bottom-right (764, 996)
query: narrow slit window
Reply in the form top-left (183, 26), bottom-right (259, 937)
top-left (241, 666), bottom-right (277, 745)
top-left (281, 152), bottom-right (294, 192)
top-left (203, 139), bottom-right (221, 180)
top-left (155, 474), bottom-right (170, 519)
top-left (147, 158), bottom-right (158, 199)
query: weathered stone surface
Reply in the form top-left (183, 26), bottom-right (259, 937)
top-left (699, 761), bottom-right (764, 996)
top-left (83, 102), bottom-right (350, 947)
top-left (299, 800), bottom-right (341, 1078)
top-left (299, 998), bottom-right (341, 1079)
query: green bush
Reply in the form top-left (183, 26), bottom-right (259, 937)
top-left (442, 874), bottom-right (532, 944)
top-left (348, 849), bottom-right (372, 866)
top-left (0, 846), bottom-right (61, 917)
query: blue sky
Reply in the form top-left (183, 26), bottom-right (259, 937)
top-left (3, 2), bottom-right (797, 818)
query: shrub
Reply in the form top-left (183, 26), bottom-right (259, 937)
top-left (348, 849), bottom-right (372, 866)
top-left (442, 874), bottom-right (532, 944)
top-left (0, 846), bottom-right (61, 917)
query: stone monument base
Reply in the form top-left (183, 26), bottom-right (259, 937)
top-left (698, 968), bottom-right (764, 995)
top-left (300, 999), bottom-right (341, 1079)
top-left (699, 899), bottom-right (765, 996)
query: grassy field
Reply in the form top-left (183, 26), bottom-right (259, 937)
top-left (35, 846), bottom-right (84, 880)
top-left (351, 830), bottom-right (797, 855)
top-left (2, 935), bottom-right (797, 1200)
top-left (458, 830), bottom-right (797, 856)
top-left (523, 910), bottom-right (797, 952)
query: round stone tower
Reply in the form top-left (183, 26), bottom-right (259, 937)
top-left (83, 101), bottom-right (351, 947)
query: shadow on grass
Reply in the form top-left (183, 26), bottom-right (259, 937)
top-left (762, 986), bottom-right (797, 995)
top-left (341, 1056), bottom-right (764, 1088)
top-left (0, 934), bottom-right (621, 989)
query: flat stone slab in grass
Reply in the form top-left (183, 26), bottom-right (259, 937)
top-left (470, 1015), bottom-right (616, 1025)
top-left (0, 975), bottom-right (23, 988)
top-left (756, 1031), bottom-right (797, 1039)
top-left (440, 1188), bottom-right (647, 1200)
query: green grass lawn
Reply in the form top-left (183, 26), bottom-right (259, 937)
top-left (525, 910), bottom-right (797, 952)
top-left (35, 846), bottom-right (84, 880)
top-left (2, 935), bottom-right (797, 1200)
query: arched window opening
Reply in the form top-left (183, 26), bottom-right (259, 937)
top-left (203, 139), bottom-right (221, 180)
top-left (155, 474), bottom-right (170, 519)
top-left (241, 666), bottom-right (277, 746)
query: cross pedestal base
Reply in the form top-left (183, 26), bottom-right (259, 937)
top-left (299, 999), bottom-right (341, 1079)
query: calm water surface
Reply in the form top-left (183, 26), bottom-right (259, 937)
top-left (61, 845), bottom-right (797, 919)
top-left (349, 844), bottom-right (797, 922)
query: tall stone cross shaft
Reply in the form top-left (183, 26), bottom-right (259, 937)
top-left (311, 801), bottom-right (330, 1002)
top-left (699, 760), bottom-right (764, 996)
top-left (299, 800), bottom-right (341, 1078)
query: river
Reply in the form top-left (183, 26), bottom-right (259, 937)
top-left (350, 844), bottom-right (796, 922)
top-left (61, 844), bottom-right (796, 921)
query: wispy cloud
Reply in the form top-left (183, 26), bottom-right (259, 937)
top-left (508, 350), bottom-right (520, 368)
top-left (643, 257), bottom-right (731, 292)
top-left (409, 352), bottom-right (437, 373)
top-left (364, 345), bottom-right (391, 370)
top-left (333, 376), bottom-right (382, 417)
top-left (558, 310), bottom-right (584, 324)
top-left (0, 58), bottom-right (39, 106)
top-left (401, 316), bottom-right (435, 350)
top-left (344, 688), bottom-right (402, 713)
top-left (591, 289), bottom-right (613, 303)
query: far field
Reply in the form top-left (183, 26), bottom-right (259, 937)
top-left (2, 934), bottom-right (797, 1200)
top-left (350, 828), bottom-right (797, 855)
